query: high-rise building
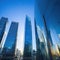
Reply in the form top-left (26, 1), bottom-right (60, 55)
top-left (0, 17), bottom-right (8, 43)
top-left (37, 25), bottom-right (48, 60)
top-left (43, 16), bottom-right (53, 60)
top-left (34, 21), bottom-right (44, 60)
top-left (23, 16), bottom-right (32, 60)
top-left (1, 22), bottom-right (18, 60)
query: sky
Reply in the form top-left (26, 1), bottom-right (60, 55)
top-left (0, 0), bottom-right (35, 53)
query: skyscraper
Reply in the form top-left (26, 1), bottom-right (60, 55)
top-left (1, 22), bottom-right (18, 60)
top-left (23, 16), bottom-right (32, 60)
top-left (0, 17), bottom-right (8, 43)
top-left (43, 16), bottom-right (53, 60)
top-left (34, 20), bottom-right (44, 60)
top-left (37, 25), bottom-right (48, 60)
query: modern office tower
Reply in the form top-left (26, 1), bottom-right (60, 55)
top-left (37, 25), bottom-right (48, 60)
top-left (43, 16), bottom-right (53, 60)
top-left (23, 16), bottom-right (32, 60)
top-left (34, 21), bottom-right (44, 60)
top-left (0, 17), bottom-right (8, 43)
top-left (1, 22), bottom-right (18, 60)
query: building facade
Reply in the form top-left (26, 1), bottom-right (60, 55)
top-left (23, 16), bottom-right (32, 60)
top-left (0, 17), bottom-right (8, 43)
top-left (37, 25), bottom-right (48, 60)
top-left (1, 22), bottom-right (18, 60)
top-left (34, 21), bottom-right (44, 60)
top-left (43, 16), bottom-right (53, 60)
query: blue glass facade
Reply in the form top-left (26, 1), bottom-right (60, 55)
top-left (35, 0), bottom-right (54, 59)
top-left (36, 24), bottom-right (48, 60)
top-left (34, 21), bottom-right (44, 60)
top-left (1, 22), bottom-right (18, 59)
top-left (43, 16), bottom-right (53, 60)
top-left (0, 17), bottom-right (8, 43)
top-left (23, 16), bottom-right (32, 60)
top-left (43, 16), bottom-right (53, 46)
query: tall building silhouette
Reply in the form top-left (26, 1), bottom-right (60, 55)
top-left (0, 17), bottom-right (8, 43)
top-left (43, 16), bottom-right (53, 60)
top-left (37, 25), bottom-right (48, 60)
top-left (34, 20), bottom-right (44, 60)
top-left (23, 16), bottom-right (32, 60)
top-left (1, 22), bottom-right (18, 60)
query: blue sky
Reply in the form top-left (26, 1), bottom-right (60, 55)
top-left (0, 0), bottom-right (35, 53)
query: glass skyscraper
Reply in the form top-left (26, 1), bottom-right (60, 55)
top-left (43, 16), bottom-right (53, 60)
top-left (1, 22), bottom-right (18, 60)
top-left (35, 0), bottom-right (54, 59)
top-left (0, 17), bottom-right (8, 43)
top-left (43, 16), bottom-right (53, 46)
top-left (34, 21), bottom-right (44, 60)
top-left (23, 16), bottom-right (32, 60)
top-left (37, 25), bottom-right (48, 60)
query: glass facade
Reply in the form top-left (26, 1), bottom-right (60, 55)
top-left (0, 17), bottom-right (8, 43)
top-left (35, 0), bottom-right (60, 60)
top-left (35, 0), bottom-right (53, 60)
top-left (34, 21), bottom-right (44, 60)
top-left (37, 25), bottom-right (48, 60)
top-left (1, 22), bottom-right (18, 60)
top-left (23, 16), bottom-right (32, 60)
top-left (43, 16), bottom-right (53, 60)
